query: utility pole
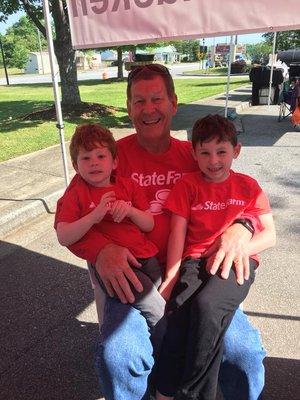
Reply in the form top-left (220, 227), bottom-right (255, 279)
top-left (37, 27), bottom-right (45, 74)
top-left (0, 36), bottom-right (9, 85)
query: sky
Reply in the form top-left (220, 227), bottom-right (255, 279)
top-left (0, 12), bottom-right (265, 44)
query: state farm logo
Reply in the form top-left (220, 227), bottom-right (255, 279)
top-left (149, 189), bottom-right (170, 215)
top-left (192, 198), bottom-right (246, 211)
top-left (191, 203), bottom-right (204, 211)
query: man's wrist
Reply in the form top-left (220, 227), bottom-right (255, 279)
top-left (232, 218), bottom-right (255, 236)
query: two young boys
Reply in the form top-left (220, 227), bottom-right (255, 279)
top-left (55, 115), bottom-right (275, 399)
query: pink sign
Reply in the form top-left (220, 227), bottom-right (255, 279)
top-left (66, 0), bottom-right (300, 49)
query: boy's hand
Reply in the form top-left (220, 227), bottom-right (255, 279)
top-left (159, 280), bottom-right (175, 301)
top-left (91, 191), bottom-right (116, 223)
top-left (110, 200), bottom-right (132, 223)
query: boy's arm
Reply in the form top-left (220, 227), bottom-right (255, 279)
top-left (110, 200), bottom-right (154, 232)
top-left (246, 213), bottom-right (276, 255)
top-left (56, 191), bottom-right (116, 246)
top-left (128, 208), bottom-right (154, 232)
top-left (159, 213), bottom-right (187, 301)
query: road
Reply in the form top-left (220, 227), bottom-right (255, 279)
top-left (0, 62), bottom-right (205, 85)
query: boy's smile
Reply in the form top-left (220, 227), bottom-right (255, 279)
top-left (193, 138), bottom-right (241, 183)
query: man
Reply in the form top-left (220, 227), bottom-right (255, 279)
top-left (63, 64), bottom-right (266, 399)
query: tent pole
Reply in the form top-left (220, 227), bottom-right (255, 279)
top-left (267, 31), bottom-right (277, 107)
top-left (224, 35), bottom-right (234, 117)
top-left (42, 0), bottom-right (69, 186)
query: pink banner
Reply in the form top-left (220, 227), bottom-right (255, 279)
top-left (66, 0), bottom-right (300, 49)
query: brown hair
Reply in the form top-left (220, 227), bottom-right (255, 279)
top-left (70, 124), bottom-right (117, 166)
top-left (192, 114), bottom-right (238, 149)
top-left (127, 64), bottom-right (175, 100)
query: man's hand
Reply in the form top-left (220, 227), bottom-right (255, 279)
top-left (205, 224), bottom-right (252, 285)
top-left (95, 243), bottom-right (142, 304)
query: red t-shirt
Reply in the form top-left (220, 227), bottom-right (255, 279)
top-left (116, 134), bottom-right (198, 263)
top-left (55, 175), bottom-right (158, 259)
top-left (165, 170), bottom-right (271, 260)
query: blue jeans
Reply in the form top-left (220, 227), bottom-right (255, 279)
top-left (94, 298), bottom-right (266, 400)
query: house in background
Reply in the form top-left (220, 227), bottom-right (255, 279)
top-left (24, 51), bottom-right (56, 74)
top-left (153, 45), bottom-right (180, 63)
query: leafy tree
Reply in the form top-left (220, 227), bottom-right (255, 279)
top-left (246, 42), bottom-right (273, 64)
top-left (2, 15), bottom-right (47, 69)
top-left (263, 30), bottom-right (300, 52)
top-left (0, 0), bottom-right (81, 107)
top-left (172, 39), bottom-right (200, 61)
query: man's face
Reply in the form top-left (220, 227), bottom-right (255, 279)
top-left (127, 76), bottom-right (177, 143)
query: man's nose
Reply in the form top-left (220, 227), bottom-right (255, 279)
top-left (143, 100), bottom-right (156, 113)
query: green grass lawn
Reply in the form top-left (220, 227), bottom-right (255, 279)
top-left (0, 76), bottom-right (249, 162)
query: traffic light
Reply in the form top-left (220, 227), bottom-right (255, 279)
top-left (199, 45), bottom-right (207, 54)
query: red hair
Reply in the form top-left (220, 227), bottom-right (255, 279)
top-left (70, 124), bottom-right (117, 166)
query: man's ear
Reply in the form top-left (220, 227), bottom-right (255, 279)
top-left (127, 99), bottom-right (132, 120)
top-left (233, 143), bottom-right (241, 159)
top-left (171, 94), bottom-right (178, 115)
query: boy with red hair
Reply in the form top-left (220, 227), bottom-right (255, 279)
top-left (55, 123), bottom-right (165, 332)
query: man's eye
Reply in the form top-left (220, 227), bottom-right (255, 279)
top-left (98, 154), bottom-right (105, 159)
top-left (218, 151), bottom-right (226, 155)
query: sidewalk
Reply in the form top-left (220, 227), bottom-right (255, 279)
top-left (0, 85), bottom-right (251, 238)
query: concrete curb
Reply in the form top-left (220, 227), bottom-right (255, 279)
top-left (0, 189), bottom-right (63, 239)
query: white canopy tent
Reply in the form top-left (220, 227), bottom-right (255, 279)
top-left (43, 0), bottom-right (300, 184)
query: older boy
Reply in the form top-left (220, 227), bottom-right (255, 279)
top-left (156, 114), bottom-right (276, 400)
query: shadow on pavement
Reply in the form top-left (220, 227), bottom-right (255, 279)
top-left (0, 241), bottom-right (101, 400)
top-left (264, 357), bottom-right (300, 400)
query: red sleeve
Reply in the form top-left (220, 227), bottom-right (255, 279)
top-left (239, 182), bottom-right (271, 233)
top-left (67, 228), bottom-right (111, 264)
top-left (54, 175), bottom-right (112, 264)
top-left (164, 179), bottom-right (191, 220)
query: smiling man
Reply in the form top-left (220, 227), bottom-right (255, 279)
top-left (62, 64), bottom-right (266, 400)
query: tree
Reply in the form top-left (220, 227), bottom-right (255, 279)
top-left (172, 39), bottom-right (200, 61)
top-left (0, 0), bottom-right (81, 108)
top-left (246, 42), bottom-right (273, 64)
top-left (2, 15), bottom-right (47, 69)
top-left (263, 30), bottom-right (300, 52)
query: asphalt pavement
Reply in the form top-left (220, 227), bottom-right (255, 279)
top-left (0, 86), bottom-right (299, 399)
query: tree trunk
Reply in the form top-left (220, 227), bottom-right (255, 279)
top-left (117, 47), bottom-right (124, 79)
top-left (51, 0), bottom-right (81, 107)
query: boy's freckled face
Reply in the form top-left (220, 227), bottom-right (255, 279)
top-left (193, 138), bottom-right (241, 183)
top-left (75, 144), bottom-right (117, 187)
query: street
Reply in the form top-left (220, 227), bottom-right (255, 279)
top-left (0, 62), bottom-right (224, 86)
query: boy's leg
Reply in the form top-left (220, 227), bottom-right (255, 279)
top-left (132, 259), bottom-right (166, 328)
top-left (219, 307), bottom-right (266, 400)
top-left (178, 261), bottom-right (256, 400)
top-left (94, 297), bottom-right (155, 400)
